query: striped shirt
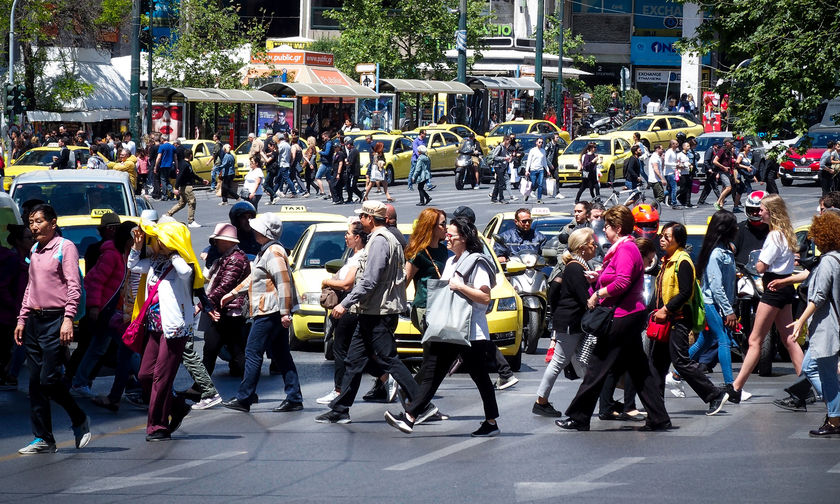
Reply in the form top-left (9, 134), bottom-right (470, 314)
top-left (231, 243), bottom-right (292, 317)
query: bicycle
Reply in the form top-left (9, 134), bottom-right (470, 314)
top-left (602, 187), bottom-right (652, 209)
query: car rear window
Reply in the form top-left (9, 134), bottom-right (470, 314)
top-left (12, 181), bottom-right (130, 217)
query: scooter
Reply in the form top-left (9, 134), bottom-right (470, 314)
top-left (494, 235), bottom-right (549, 354)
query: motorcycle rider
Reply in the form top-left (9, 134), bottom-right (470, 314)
top-left (733, 190), bottom-right (769, 265)
top-left (558, 202), bottom-right (592, 245)
top-left (457, 132), bottom-right (484, 190)
top-left (494, 208), bottom-right (548, 263)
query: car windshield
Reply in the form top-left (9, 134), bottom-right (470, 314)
top-left (488, 123), bottom-right (529, 136)
top-left (564, 139), bottom-right (610, 155)
top-left (796, 133), bottom-right (840, 149)
top-left (354, 139), bottom-right (393, 153)
top-left (12, 182), bottom-right (130, 216)
top-left (497, 216), bottom-right (573, 237)
top-left (279, 221), bottom-right (320, 251)
top-left (618, 118), bottom-right (655, 131)
top-left (300, 230), bottom-right (347, 268)
top-left (14, 149), bottom-right (63, 166)
top-left (694, 136), bottom-right (727, 151)
top-left (235, 142), bottom-right (251, 155)
top-left (59, 225), bottom-right (101, 257)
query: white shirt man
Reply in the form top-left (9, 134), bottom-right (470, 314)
top-left (648, 149), bottom-right (664, 184)
top-left (662, 144), bottom-right (679, 177)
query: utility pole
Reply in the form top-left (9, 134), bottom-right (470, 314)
top-left (129, 0), bottom-right (141, 140)
top-left (534, 0), bottom-right (544, 118)
top-left (5, 0), bottom-right (19, 166)
top-left (554, 0), bottom-right (564, 117)
top-left (456, 0), bottom-right (467, 124)
top-left (146, 1), bottom-right (154, 136)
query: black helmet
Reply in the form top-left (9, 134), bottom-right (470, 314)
top-left (675, 132), bottom-right (687, 146)
top-left (229, 201), bottom-right (257, 224)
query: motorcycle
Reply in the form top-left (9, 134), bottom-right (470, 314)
top-left (733, 250), bottom-right (779, 376)
top-left (494, 235), bottom-right (549, 354)
top-left (455, 147), bottom-right (489, 190)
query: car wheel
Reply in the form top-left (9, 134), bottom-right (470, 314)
top-left (757, 327), bottom-right (775, 377)
top-left (781, 177), bottom-right (793, 187)
top-left (385, 165), bottom-right (395, 186)
top-left (506, 347), bottom-right (522, 372)
top-left (289, 322), bottom-right (306, 351)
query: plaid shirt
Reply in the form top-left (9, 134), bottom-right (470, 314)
top-left (231, 243), bottom-right (292, 317)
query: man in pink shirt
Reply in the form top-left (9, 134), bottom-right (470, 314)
top-left (14, 203), bottom-right (91, 454)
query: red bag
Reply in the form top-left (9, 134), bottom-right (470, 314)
top-left (646, 312), bottom-right (671, 342)
top-left (122, 265), bottom-right (173, 353)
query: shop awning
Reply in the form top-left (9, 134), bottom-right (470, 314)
top-left (469, 64), bottom-right (592, 77)
top-left (258, 81), bottom-right (377, 98)
top-left (378, 79), bottom-right (473, 94)
top-left (27, 109), bottom-right (130, 122)
top-left (466, 76), bottom-right (542, 91)
top-left (151, 87), bottom-right (280, 105)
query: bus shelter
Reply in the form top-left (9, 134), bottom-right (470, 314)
top-left (377, 79), bottom-right (474, 131)
top-left (465, 76), bottom-right (542, 133)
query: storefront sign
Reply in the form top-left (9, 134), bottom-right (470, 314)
top-left (631, 37), bottom-right (710, 67)
top-left (305, 52), bottom-right (335, 66)
top-left (251, 51), bottom-right (334, 67)
top-left (313, 69), bottom-right (349, 86)
top-left (635, 69), bottom-right (680, 83)
top-left (634, 0), bottom-right (682, 30)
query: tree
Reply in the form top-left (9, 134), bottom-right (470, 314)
top-left (324, 0), bottom-right (490, 80)
top-left (543, 14), bottom-right (594, 70)
top-left (678, 0), bottom-right (840, 138)
top-left (0, 0), bottom-right (131, 111)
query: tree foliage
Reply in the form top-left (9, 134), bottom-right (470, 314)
top-left (678, 0), bottom-right (840, 137)
top-left (544, 14), bottom-right (595, 69)
top-left (324, 0), bottom-right (491, 80)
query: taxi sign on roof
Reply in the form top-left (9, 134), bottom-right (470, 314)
top-left (280, 205), bottom-right (307, 212)
top-left (530, 207), bottom-right (551, 216)
top-left (90, 209), bottom-right (111, 218)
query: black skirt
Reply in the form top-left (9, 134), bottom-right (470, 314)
top-left (760, 272), bottom-right (795, 308)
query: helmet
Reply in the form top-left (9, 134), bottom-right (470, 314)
top-left (675, 132), bottom-right (687, 147)
top-left (744, 190), bottom-right (766, 222)
top-left (228, 201), bottom-right (257, 224)
top-left (632, 203), bottom-right (660, 238)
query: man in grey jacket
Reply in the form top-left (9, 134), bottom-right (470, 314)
top-left (315, 200), bottom-right (421, 424)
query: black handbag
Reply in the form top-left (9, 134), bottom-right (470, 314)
top-left (580, 305), bottom-right (616, 336)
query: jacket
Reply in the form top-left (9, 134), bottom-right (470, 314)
top-left (219, 152), bottom-right (236, 177)
top-left (493, 226), bottom-right (547, 258)
top-left (412, 154), bottom-right (431, 183)
top-left (805, 252), bottom-right (840, 358)
top-left (107, 155), bottom-right (138, 188)
top-left (231, 242), bottom-right (292, 317)
top-left (655, 248), bottom-right (695, 317)
top-left (206, 246), bottom-right (250, 316)
top-left (83, 240), bottom-right (125, 310)
top-left (701, 246), bottom-right (735, 316)
top-left (174, 159), bottom-right (204, 189)
top-left (341, 227), bottom-right (407, 315)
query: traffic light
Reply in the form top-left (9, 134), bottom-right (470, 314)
top-left (13, 84), bottom-right (27, 114)
top-left (3, 83), bottom-right (14, 114)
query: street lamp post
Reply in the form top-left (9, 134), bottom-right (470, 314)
top-left (129, 0), bottom-right (141, 140)
top-left (534, 0), bottom-right (544, 118)
top-left (146, 1), bottom-right (154, 136)
top-left (5, 0), bottom-right (19, 165)
top-left (456, 0), bottom-right (467, 124)
top-left (554, 0), bottom-right (564, 119)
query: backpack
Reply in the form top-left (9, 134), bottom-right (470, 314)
top-left (29, 237), bottom-right (87, 321)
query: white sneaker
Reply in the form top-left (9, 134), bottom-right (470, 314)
top-left (386, 376), bottom-right (398, 403)
top-left (316, 390), bottom-right (340, 405)
top-left (191, 393), bottom-right (222, 410)
top-left (69, 385), bottom-right (93, 398)
top-left (554, 193), bottom-right (566, 199)
top-left (495, 375), bottom-right (519, 390)
top-left (740, 390), bottom-right (753, 402)
top-left (665, 373), bottom-right (686, 398)
top-left (188, 221), bottom-right (201, 228)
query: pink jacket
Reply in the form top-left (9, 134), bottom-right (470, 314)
top-left (84, 240), bottom-right (126, 310)
top-left (595, 238), bottom-right (645, 318)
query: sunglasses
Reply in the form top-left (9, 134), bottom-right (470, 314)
top-left (518, 219), bottom-right (532, 224)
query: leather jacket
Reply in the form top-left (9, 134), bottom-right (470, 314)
top-left (206, 247), bottom-right (251, 316)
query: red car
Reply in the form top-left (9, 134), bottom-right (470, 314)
top-left (779, 129), bottom-right (840, 186)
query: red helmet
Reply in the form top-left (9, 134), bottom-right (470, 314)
top-left (632, 203), bottom-right (660, 237)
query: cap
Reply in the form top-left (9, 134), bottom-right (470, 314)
top-left (249, 213), bottom-right (283, 241)
top-left (354, 200), bottom-right (387, 219)
top-left (209, 223), bottom-right (239, 243)
top-left (453, 205), bottom-right (476, 225)
top-left (99, 211), bottom-right (120, 227)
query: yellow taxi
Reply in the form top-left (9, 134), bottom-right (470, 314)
top-left (234, 138), bottom-right (312, 180)
top-left (392, 223), bottom-right (524, 370)
top-left (180, 139), bottom-right (217, 181)
top-left (399, 130), bottom-right (462, 173)
top-left (354, 134), bottom-right (414, 183)
top-left (3, 145), bottom-right (91, 190)
top-left (482, 207), bottom-right (573, 241)
top-left (485, 120), bottom-right (571, 149)
top-left (611, 113), bottom-right (704, 150)
top-left (58, 213), bottom-right (140, 272)
top-left (406, 124), bottom-right (488, 153)
top-left (287, 221), bottom-right (350, 349)
top-left (554, 135), bottom-right (633, 185)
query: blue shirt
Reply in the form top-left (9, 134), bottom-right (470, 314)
top-left (318, 140), bottom-right (332, 165)
top-left (412, 137), bottom-right (426, 162)
top-left (158, 142), bottom-right (176, 168)
top-left (701, 246), bottom-right (736, 316)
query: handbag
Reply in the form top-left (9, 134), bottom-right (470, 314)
top-left (422, 277), bottom-right (472, 347)
top-left (645, 312), bottom-right (671, 342)
top-left (122, 265), bottom-right (173, 353)
top-left (320, 279), bottom-right (342, 309)
top-left (238, 186), bottom-right (251, 200)
top-left (580, 305), bottom-right (616, 337)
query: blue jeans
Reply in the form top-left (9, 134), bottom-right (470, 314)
top-left (665, 174), bottom-right (678, 205)
top-left (277, 167), bottom-right (298, 195)
top-left (625, 178), bottom-right (639, 190)
top-left (236, 312), bottom-right (302, 404)
top-left (803, 349), bottom-right (840, 417)
top-left (689, 303), bottom-right (734, 384)
top-left (315, 163), bottom-right (332, 181)
top-left (408, 159), bottom-right (417, 189)
top-left (529, 170), bottom-right (545, 200)
top-left (210, 164), bottom-right (221, 190)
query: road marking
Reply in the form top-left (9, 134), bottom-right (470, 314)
top-left (384, 438), bottom-right (493, 471)
top-left (62, 450), bottom-right (246, 493)
top-left (828, 461), bottom-right (840, 473)
top-left (514, 457), bottom-right (644, 500)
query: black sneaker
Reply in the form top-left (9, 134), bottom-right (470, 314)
top-left (726, 383), bottom-right (742, 404)
top-left (809, 416), bottom-right (840, 438)
top-left (471, 420), bottom-right (500, 437)
top-left (384, 410), bottom-right (414, 434)
top-left (773, 395), bottom-right (807, 412)
top-left (706, 390), bottom-right (729, 416)
top-left (168, 402), bottom-right (191, 433)
top-left (315, 410), bottom-right (351, 424)
top-left (532, 402), bottom-right (563, 417)
top-left (363, 379), bottom-right (388, 402)
top-left (414, 403), bottom-right (440, 425)
top-left (145, 431), bottom-right (171, 442)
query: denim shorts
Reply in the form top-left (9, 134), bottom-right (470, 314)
top-left (315, 164), bottom-right (331, 179)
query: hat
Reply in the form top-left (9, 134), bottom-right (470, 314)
top-left (209, 223), bottom-right (239, 243)
top-left (453, 205), bottom-right (476, 225)
top-left (140, 209), bottom-right (159, 222)
top-left (249, 213), bottom-right (283, 241)
top-left (354, 200), bottom-right (387, 219)
top-left (417, 144), bottom-right (427, 154)
top-left (99, 211), bottom-right (120, 227)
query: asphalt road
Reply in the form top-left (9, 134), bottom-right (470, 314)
top-left (0, 174), bottom-right (834, 503)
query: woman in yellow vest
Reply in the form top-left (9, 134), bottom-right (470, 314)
top-left (652, 222), bottom-right (729, 416)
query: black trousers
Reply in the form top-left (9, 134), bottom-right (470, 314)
top-left (331, 312), bottom-right (385, 389)
top-left (408, 340), bottom-right (499, 420)
top-left (330, 314), bottom-right (419, 413)
top-left (564, 311), bottom-right (670, 426)
top-left (820, 170), bottom-right (834, 197)
top-left (599, 370), bottom-right (638, 415)
top-left (575, 172), bottom-right (600, 202)
top-left (491, 165), bottom-right (506, 202)
top-left (330, 171), bottom-right (345, 203)
top-left (677, 174), bottom-right (694, 205)
top-left (202, 314), bottom-right (246, 377)
top-left (221, 175), bottom-right (239, 203)
top-left (417, 183), bottom-right (430, 204)
top-left (651, 320), bottom-right (720, 403)
top-left (697, 174), bottom-right (720, 203)
top-left (344, 171), bottom-right (363, 202)
top-left (24, 313), bottom-right (86, 443)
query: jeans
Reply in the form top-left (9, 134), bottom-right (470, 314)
top-left (815, 353), bottom-right (840, 417)
top-left (665, 174), bottom-right (678, 205)
top-left (537, 332), bottom-right (583, 399)
top-left (237, 313), bottom-right (302, 403)
top-left (202, 315), bottom-right (246, 377)
top-left (408, 159), bottom-right (417, 189)
top-left (210, 164), bottom-right (221, 190)
top-left (689, 304), bottom-right (734, 384)
top-left (107, 339), bottom-right (140, 403)
top-left (159, 165), bottom-right (173, 196)
top-left (529, 170), bottom-right (545, 200)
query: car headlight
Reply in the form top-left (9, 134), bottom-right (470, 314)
top-left (496, 296), bottom-right (518, 311)
top-left (521, 253), bottom-right (538, 268)
top-left (301, 292), bottom-right (322, 306)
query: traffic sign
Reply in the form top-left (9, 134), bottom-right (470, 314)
top-left (355, 63), bottom-right (376, 74)
top-left (360, 73), bottom-right (376, 89)
top-left (456, 30), bottom-right (467, 52)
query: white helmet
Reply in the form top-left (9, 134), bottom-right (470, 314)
top-left (744, 190), bottom-right (766, 222)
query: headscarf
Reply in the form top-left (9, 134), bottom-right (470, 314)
top-left (140, 219), bottom-right (205, 289)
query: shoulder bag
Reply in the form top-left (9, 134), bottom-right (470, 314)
top-left (646, 311), bottom-right (671, 342)
top-left (122, 265), bottom-right (173, 353)
top-left (320, 276), bottom-right (342, 309)
top-left (422, 252), bottom-right (472, 347)
top-left (580, 305), bottom-right (615, 337)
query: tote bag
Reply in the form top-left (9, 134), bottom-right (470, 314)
top-left (422, 278), bottom-right (472, 347)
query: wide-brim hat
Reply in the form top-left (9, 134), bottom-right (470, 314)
top-left (354, 200), bottom-right (387, 219)
top-left (209, 223), bottom-right (239, 243)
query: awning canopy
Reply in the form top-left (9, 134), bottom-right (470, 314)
top-left (151, 87), bottom-right (280, 105)
top-left (258, 81), bottom-right (378, 98)
top-left (27, 109), bottom-right (130, 123)
top-left (469, 64), bottom-right (592, 77)
top-left (378, 79), bottom-right (473, 95)
top-left (466, 76), bottom-right (542, 91)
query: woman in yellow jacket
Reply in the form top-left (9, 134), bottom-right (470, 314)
top-left (651, 221), bottom-right (729, 416)
top-left (108, 148), bottom-right (138, 189)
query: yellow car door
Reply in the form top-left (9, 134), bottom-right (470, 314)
top-left (651, 118), bottom-right (670, 149)
top-left (426, 132), bottom-right (446, 170)
top-left (389, 137), bottom-right (413, 180)
top-left (439, 132), bottom-right (461, 170)
top-left (189, 142), bottom-right (211, 180)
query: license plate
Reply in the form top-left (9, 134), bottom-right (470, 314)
top-left (794, 167), bottom-right (811, 173)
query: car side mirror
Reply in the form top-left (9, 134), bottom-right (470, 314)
top-left (504, 262), bottom-right (526, 276)
top-left (325, 258), bottom-right (344, 274)
top-left (615, 149), bottom-right (624, 155)
top-left (652, 126), bottom-right (661, 131)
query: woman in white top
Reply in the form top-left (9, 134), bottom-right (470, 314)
top-left (243, 156), bottom-right (265, 210)
top-left (729, 194), bottom-right (804, 401)
top-left (384, 217), bottom-right (500, 437)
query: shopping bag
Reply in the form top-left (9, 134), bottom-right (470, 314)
top-left (422, 279), bottom-right (472, 347)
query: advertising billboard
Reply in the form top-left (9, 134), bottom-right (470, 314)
top-left (256, 100), bottom-right (295, 137)
top-left (151, 103), bottom-right (183, 138)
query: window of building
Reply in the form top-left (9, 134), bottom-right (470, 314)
top-left (573, 0), bottom-right (632, 14)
